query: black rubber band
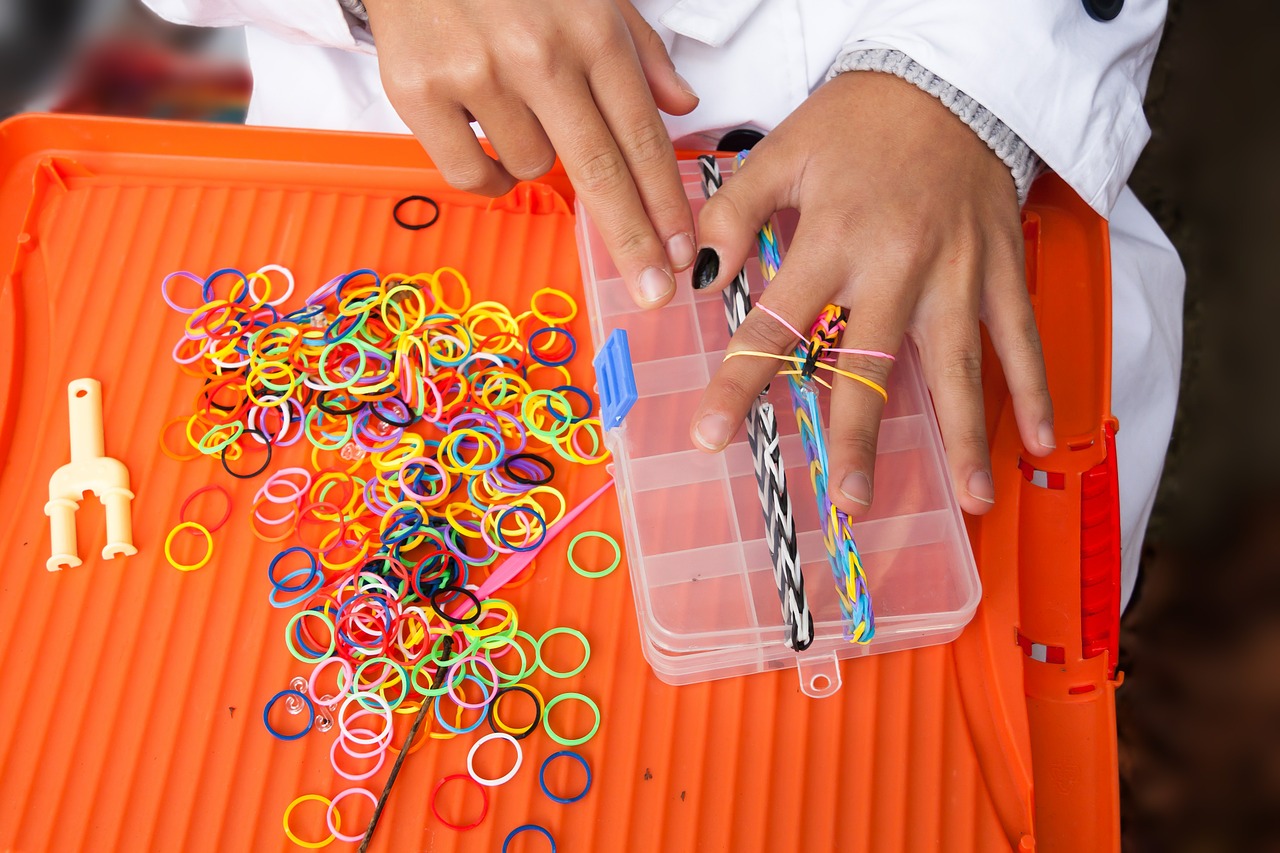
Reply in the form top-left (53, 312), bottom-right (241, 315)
top-left (486, 685), bottom-right (542, 741)
top-left (317, 388), bottom-right (365, 417)
top-left (503, 452), bottom-right (555, 486)
top-left (371, 396), bottom-right (416, 428)
top-left (393, 195), bottom-right (441, 231)
top-left (430, 585), bottom-right (481, 625)
top-left (221, 427), bottom-right (273, 479)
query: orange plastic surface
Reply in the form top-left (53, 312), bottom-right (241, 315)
top-left (0, 114), bottom-right (1118, 853)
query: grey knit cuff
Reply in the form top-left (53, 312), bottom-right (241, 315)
top-left (338, 0), bottom-right (369, 23)
top-left (828, 48), bottom-right (1042, 205)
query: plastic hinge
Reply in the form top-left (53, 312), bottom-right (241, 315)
top-left (594, 329), bottom-right (637, 431)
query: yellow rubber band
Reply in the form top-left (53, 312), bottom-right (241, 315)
top-left (283, 794), bottom-right (339, 849)
top-left (165, 522), bottom-right (214, 572)
top-left (723, 350), bottom-right (888, 402)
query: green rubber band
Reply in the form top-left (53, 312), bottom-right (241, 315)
top-left (317, 338), bottom-right (369, 389)
top-left (354, 657), bottom-right (408, 710)
top-left (410, 651), bottom-right (467, 697)
top-left (483, 630), bottom-right (539, 685)
top-left (537, 627), bottom-right (590, 679)
top-left (284, 610), bottom-right (336, 664)
top-left (197, 421), bottom-right (243, 454)
top-left (542, 692), bottom-right (600, 747)
top-left (567, 531), bottom-right (622, 579)
top-left (303, 407), bottom-right (353, 450)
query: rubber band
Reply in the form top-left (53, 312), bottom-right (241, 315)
top-left (221, 427), bottom-right (274, 479)
top-left (264, 689), bottom-right (315, 740)
top-left (567, 531), bottom-right (622, 578)
top-left (431, 774), bottom-right (489, 831)
top-left (487, 684), bottom-right (542, 740)
top-left (466, 731), bottom-right (523, 787)
top-left (536, 627), bottom-right (590, 679)
top-left (503, 825), bottom-right (556, 853)
top-left (539, 750), bottom-right (592, 804)
top-left (164, 522), bottom-right (214, 572)
top-left (286, 610), bottom-right (336, 663)
top-left (527, 327), bottom-right (577, 367)
top-left (178, 485), bottom-right (232, 533)
top-left (330, 733), bottom-right (386, 781)
top-left (269, 547), bottom-right (320, 592)
top-left (326, 786), bottom-right (377, 843)
top-left (723, 350), bottom-right (888, 402)
top-left (754, 304), bottom-right (897, 362)
top-left (542, 692), bottom-right (600, 746)
top-left (392, 195), bottom-right (440, 231)
top-left (269, 567), bottom-right (324, 608)
top-left (283, 794), bottom-right (339, 849)
top-left (529, 287), bottom-right (578, 325)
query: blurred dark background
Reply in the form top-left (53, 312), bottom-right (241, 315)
top-left (2, 0), bottom-right (1276, 849)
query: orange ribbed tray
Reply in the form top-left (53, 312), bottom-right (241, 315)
top-left (0, 115), bottom-right (1019, 853)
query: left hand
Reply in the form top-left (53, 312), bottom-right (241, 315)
top-left (688, 71), bottom-right (1054, 517)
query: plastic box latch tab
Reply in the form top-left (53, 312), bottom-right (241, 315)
top-left (594, 328), bottom-right (637, 431)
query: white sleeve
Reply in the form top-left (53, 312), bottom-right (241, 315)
top-left (139, 0), bottom-right (364, 52)
top-left (833, 1), bottom-right (1167, 217)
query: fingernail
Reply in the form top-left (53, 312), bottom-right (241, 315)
top-left (1038, 420), bottom-right (1056, 451)
top-left (967, 470), bottom-right (995, 504)
top-left (674, 71), bottom-right (699, 100)
top-left (840, 472), bottom-right (872, 507)
top-left (666, 232), bottom-right (697, 271)
top-left (693, 413), bottom-right (732, 450)
top-left (637, 266), bottom-right (674, 305)
top-left (693, 247), bottom-right (719, 289)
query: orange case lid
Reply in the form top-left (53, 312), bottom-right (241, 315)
top-left (0, 114), bottom-right (1118, 852)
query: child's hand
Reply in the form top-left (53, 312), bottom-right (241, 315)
top-left (690, 72), bottom-right (1053, 517)
top-left (363, 0), bottom-right (699, 308)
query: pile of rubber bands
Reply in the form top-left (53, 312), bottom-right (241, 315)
top-left (160, 262), bottom-right (615, 847)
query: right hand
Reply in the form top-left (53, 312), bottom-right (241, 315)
top-left (363, 0), bottom-right (699, 308)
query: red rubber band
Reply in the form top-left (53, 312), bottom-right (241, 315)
top-left (179, 484), bottom-right (233, 533)
top-left (430, 773), bottom-right (489, 831)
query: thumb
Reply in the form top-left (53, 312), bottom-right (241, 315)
top-left (617, 0), bottom-right (699, 116)
top-left (693, 147), bottom-right (791, 293)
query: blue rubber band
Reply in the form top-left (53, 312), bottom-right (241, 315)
top-left (432, 674), bottom-right (487, 734)
top-left (282, 304), bottom-right (325, 324)
top-left (292, 617), bottom-right (329, 660)
top-left (538, 750), bottom-right (592, 804)
top-left (322, 312), bottom-right (363, 344)
top-left (202, 267), bottom-right (250, 304)
top-left (333, 268), bottom-right (380, 302)
top-left (527, 327), bottom-right (576, 368)
top-left (269, 567), bottom-right (323, 608)
top-left (495, 506), bottom-right (546, 553)
top-left (503, 825), bottom-right (555, 853)
top-left (269, 546), bottom-right (319, 592)
top-left (549, 384), bottom-right (594, 423)
top-left (263, 689), bottom-right (314, 741)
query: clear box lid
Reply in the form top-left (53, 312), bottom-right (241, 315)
top-left (576, 158), bottom-right (980, 698)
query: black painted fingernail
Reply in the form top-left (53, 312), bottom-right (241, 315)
top-left (692, 247), bottom-right (719, 289)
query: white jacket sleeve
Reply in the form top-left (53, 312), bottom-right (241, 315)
top-left (832, 1), bottom-right (1167, 217)
top-left (139, 0), bottom-right (365, 52)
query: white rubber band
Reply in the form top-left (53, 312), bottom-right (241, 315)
top-left (466, 731), bottom-right (523, 787)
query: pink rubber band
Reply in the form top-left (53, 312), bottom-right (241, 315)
top-left (326, 786), bottom-right (377, 843)
top-left (309, 657), bottom-right (353, 708)
top-left (754, 303), bottom-right (895, 361)
top-left (446, 656), bottom-right (500, 709)
top-left (330, 734), bottom-right (387, 781)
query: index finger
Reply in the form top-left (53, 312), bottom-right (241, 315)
top-left (587, 41), bottom-right (696, 272)
top-left (533, 83), bottom-right (681, 309)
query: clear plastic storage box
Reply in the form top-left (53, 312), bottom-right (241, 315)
top-left (576, 158), bottom-right (981, 698)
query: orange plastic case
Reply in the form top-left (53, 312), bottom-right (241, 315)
top-left (0, 115), bottom-right (1122, 852)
